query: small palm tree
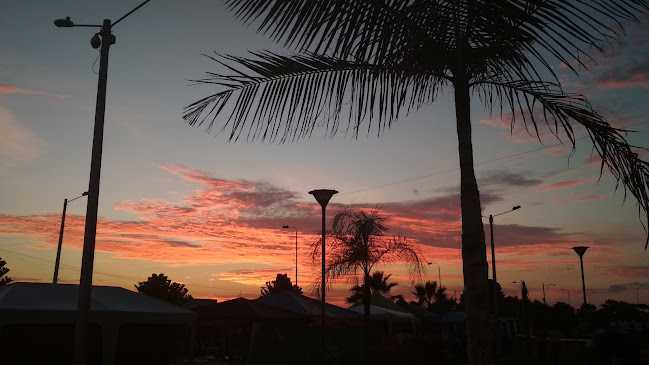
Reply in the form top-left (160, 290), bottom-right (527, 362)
top-left (184, 2), bottom-right (649, 363)
top-left (346, 271), bottom-right (398, 306)
top-left (411, 280), bottom-right (455, 312)
top-left (260, 273), bottom-right (303, 297)
top-left (311, 208), bottom-right (423, 317)
top-left (411, 280), bottom-right (438, 310)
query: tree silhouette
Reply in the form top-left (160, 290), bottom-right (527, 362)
top-left (184, 2), bottom-right (649, 363)
top-left (488, 279), bottom-right (505, 314)
top-left (0, 257), bottom-right (12, 286)
top-left (346, 271), bottom-right (398, 305)
top-left (135, 273), bottom-right (193, 306)
top-left (411, 280), bottom-right (455, 312)
top-left (311, 208), bottom-right (423, 317)
top-left (260, 273), bottom-right (303, 297)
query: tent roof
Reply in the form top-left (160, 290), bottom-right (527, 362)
top-left (394, 299), bottom-right (440, 318)
top-left (256, 291), bottom-right (361, 318)
top-left (0, 282), bottom-right (193, 315)
top-left (194, 297), bottom-right (303, 320)
top-left (349, 304), bottom-right (415, 318)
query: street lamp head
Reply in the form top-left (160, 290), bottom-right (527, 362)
top-left (572, 246), bottom-right (589, 257)
top-left (309, 189), bottom-right (338, 208)
top-left (282, 225), bottom-right (289, 229)
top-left (54, 17), bottom-right (74, 27)
top-left (512, 205), bottom-right (521, 210)
top-left (90, 33), bottom-right (102, 49)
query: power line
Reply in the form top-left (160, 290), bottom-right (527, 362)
top-left (339, 120), bottom-right (648, 197)
top-left (0, 248), bottom-right (258, 292)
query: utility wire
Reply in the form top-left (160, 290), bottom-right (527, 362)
top-left (0, 248), bottom-right (256, 292)
top-left (339, 120), bottom-right (648, 197)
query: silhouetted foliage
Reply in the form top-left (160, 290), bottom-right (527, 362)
top-left (346, 271), bottom-right (398, 305)
top-left (260, 273), bottom-right (303, 297)
top-left (311, 208), bottom-right (423, 317)
top-left (487, 279), bottom-right (505, 314)
top-left (135, 273), bottom-right (193, 306)
top-left (0, 257), bottom-right (12, 286)
top-left (411, 280), bottom-right (455, 312)
top-left (185, 2), bottom-right (649, 363)
top-left (599, 299), bottom-right (644, 321)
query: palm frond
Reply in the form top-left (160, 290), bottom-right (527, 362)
top-left (478, 79), bottom-right (649, 247)
top-left (467, 1), bottom-right (649, 77)
top-left (184, 51), bottom-right (448, 143)
top-left (224, 0), bottom-right (443, 62)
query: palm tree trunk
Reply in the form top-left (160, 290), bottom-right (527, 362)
top-left (454, 74), bottom-right (490, 365)
top-left (363, 272), bottom-right (371, 318)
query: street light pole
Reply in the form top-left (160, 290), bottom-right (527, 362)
top-left (572, 246), bottom-right (589, 306)
top-left (483, 205), bottom-right (520, 356)
top-left (282, 225), bottom-right (298, 287)
top-left (542, 283), bottom-right (555, 305)
top-left (53, 192), bottom-right (88, 284)
top-left (309, 189), bottom-right (337, 327)
top-left (54, 3), bottom-right (150, 364)
top-left (427, 262), bottom-right (442, 287)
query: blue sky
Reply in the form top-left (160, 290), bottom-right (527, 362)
top-left (1, 0), bottom-right (648, 305)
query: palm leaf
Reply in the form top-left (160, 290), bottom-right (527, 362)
top-left (184, 51), bottom-right (448, 142)
top-left (478, 79), bottom-right (649, 246)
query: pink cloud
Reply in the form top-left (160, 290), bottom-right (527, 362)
top-left (0, 83), bottom-right (69, 99)
top-left (597, 73), bottom-right (649, 89)
top-left (536, 177), bottom-right (599, 192)
top-left (0, 164), bottom-right (639, 302)
top-left (606, 266), bottom-right (649, 278)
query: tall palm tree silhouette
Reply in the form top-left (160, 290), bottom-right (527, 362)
top-left (184, 1), bottom-right (649, 363)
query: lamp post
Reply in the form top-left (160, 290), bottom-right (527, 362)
top-left (282, 225), bottom-right (298, 287)
top-left (309, 189), bottom-right (338, 326)
top-left (572, 246), bottom-right (589, 306)
top-left (53, 192), bottom-right (88, 284)
top-left (54, 2), bottom-right (150, 363)
top-left (483, 205), bottom-right (520, 355)
top-left (561, 289), bottom-right (571, 307)
top-left (427, 262), bottom-right (442, 287)
top-left (542, 283), bottom-right (555, 305)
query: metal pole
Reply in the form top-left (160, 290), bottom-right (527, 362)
top-left (489, 214), bottom-right (501, 356)
top-left (321, 204), bottom-right (326, 327)
top-left (295, 228), bottom-right (298, 287)
top-left (579, 255), bottom-right (587, 306)
top-left (438, 265), bottom-right (442, 288)
top-left (73, 19), bottom-right (112, 365)
top-left (53, 199), bottom-right (68, 284)
top-left (543, 283), bottom-right (546, 305)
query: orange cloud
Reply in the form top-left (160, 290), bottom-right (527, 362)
top-left (0, 164), bottom-right (636, 303)
top-left (0, 83), bottom-right (69, 99)
top-left (606, 266), bottom-right (649, 278)
top-left (536, 177), bottom-right (599, 193)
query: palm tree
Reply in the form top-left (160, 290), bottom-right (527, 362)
top-left (311, 208), bottom-right (423, 317)
top-left (411, 280), bottom-right (455, 312)
top-left (135, 273), bottom-right (193, 306)
top-left (411, 280), bottom-right (438, 310)
top-left (184, 2), bottom-right (649, 363)
top-left (346, 271), bottom-right (398, 306)
top-left (260, 273), bottom-right (303, 297)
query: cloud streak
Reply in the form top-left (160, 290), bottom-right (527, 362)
top-left (0, 83), bottom-right (69, 99)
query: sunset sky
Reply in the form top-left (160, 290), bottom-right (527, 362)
top-left (1, 1), bottom-right (648, 307)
